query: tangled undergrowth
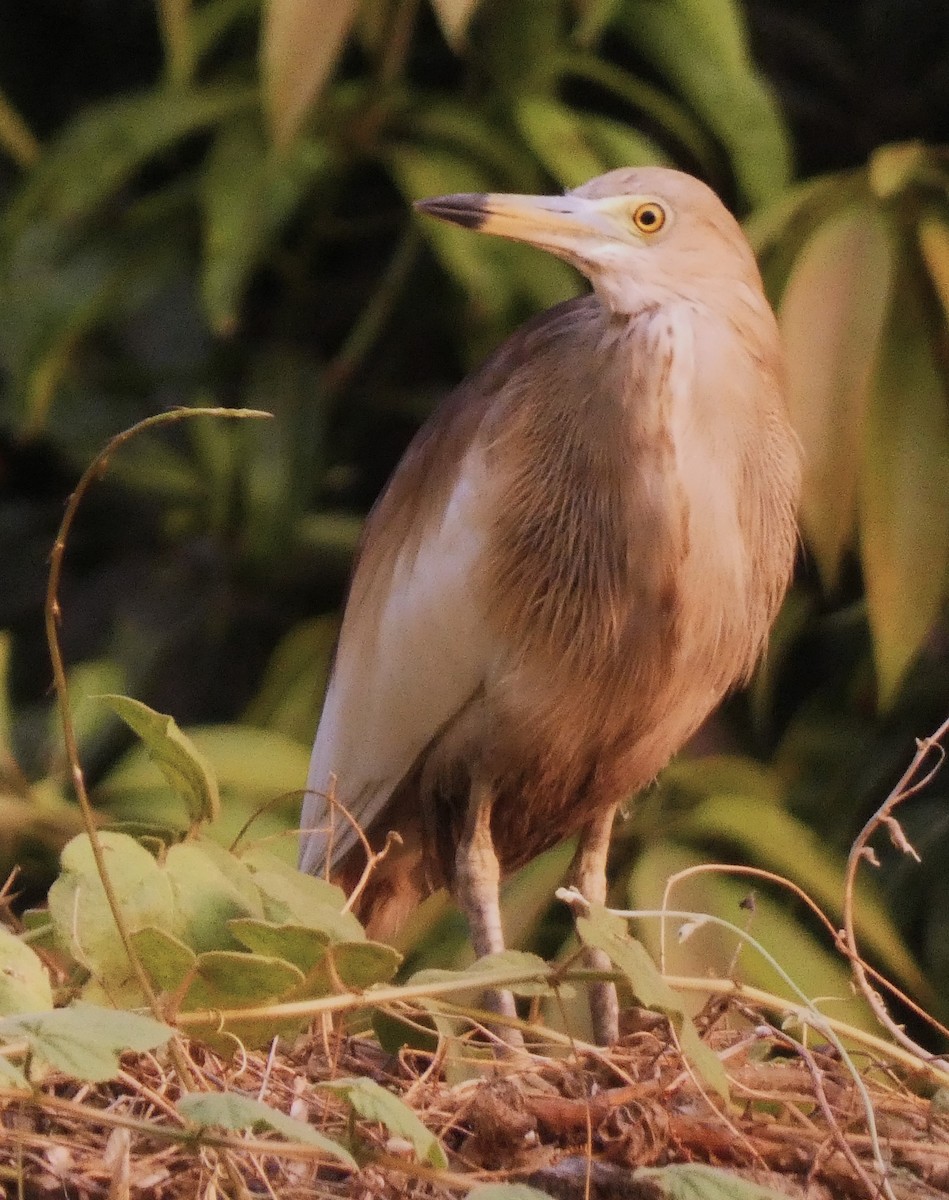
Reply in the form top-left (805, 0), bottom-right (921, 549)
top-left (4, 411), bottom-right (949, 1200)
top-left (4, 995), bottom-right (949, 1200)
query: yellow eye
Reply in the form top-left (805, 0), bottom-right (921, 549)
top-left (631, 201), bottom-right (666, 234)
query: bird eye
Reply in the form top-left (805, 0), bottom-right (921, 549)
top-left (631, 202), bottom-right (666, 234)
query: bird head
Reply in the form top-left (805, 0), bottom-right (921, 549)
top-left (415, 166), bottom-right (762, 316)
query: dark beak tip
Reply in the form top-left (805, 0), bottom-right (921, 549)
top-left (414, 193), bottom-right (487, 230)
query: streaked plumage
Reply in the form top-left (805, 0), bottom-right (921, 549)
top-left (299, 167), bottom-right (801, 1044)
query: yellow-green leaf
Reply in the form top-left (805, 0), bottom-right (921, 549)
top-left (577, 905), bottom-right (728, 1098)
top-left (860, 267), bottom-right (949, 704)
top-left (261, 0), bottom-right (358, 148)
top-left (99, 695), bottom-right (219, 825)
top-left (430, 0), bottom-right (485, 50)
top-left (178, 1092), bottom-right (357, 1167)
top-left (320, 1076), bottom-right (448, 1168)
top-left (0, 928), bottom-right (53, 1016)
top-left (778, 204), bottom-right (895, 588)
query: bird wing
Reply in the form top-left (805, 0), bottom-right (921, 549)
top-left (298, 447), bottom-right (492, 876)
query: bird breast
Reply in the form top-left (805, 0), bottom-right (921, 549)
top-left (458, 296), bottom-right (798, 868)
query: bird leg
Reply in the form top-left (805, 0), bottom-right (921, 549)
top-left (455, 778), bottom-right (523, 1048)
top-left (570, 802), bottom-right (620, 1045)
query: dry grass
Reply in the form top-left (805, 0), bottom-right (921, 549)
top-left (4, 992), bottom-right (949, 1200)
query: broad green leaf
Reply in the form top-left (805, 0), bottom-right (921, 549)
top-left (410, 950), bottom-right (558, 998)
top-left (164, 842), bottom-right (263, 952)
top-left (177, 1092), bottom-right (357, 1167)
top-left (243, 615), bottom-right (338, 744)
top-left (859, 266), bottom-right (949, 705)
top-left (130, 925), bottom-right (198, 992)
top-left (430, 0), bottom-right (485, 49)
top-left (868, 141), bottom-right (929, 201)
top-left (628, 843), bottom-right (879, 1034)
top-left (181, 949), bottom-right (304, 1010)
top-left (778, 204), bottom-right (895, 589)
top-left (681, 794), bottom-right (928, 995)
top-left (404, 100), bottom-right (535, 186)
top-left (637, 1162), bottom-right (790, 1199)
top-left (745, 171), bottom-right (855, 259)
top-left (3, 87), bottom-right (254, 236)
top-left (562, 54), bottom-right (714, 173)
top-left (95, 725), bottom-right (310, 861)
top-left (99, 695), bottom-right (219, 825)
top-left (514, 98), bottom-right (606, 188)
top-left (0, 928), bottom-right (53, 1016)
top-left (47, 658), bottom-right (125, 765)
top-left (228, 919), bottom-right (330, 970)
top-left (229, 920), bottom-right (401, 993)
top-left (250, 869), bottom-right (365, 941)
top-left (261, 0), bottom-right (358, 148)
top-left (393, 144), bottom-right (509, 322)
top-left (580, 112), bottom-right (667, 171)
top-left (48, 832), bottom-right (175, 986)
top-left (0, 1006), bottom-right (172, 1083)
top-left (469, 1188), bottom-right (555, 1200)
top-left (320, 1076), bottom-right (448, 1168)
top-left (918, 209), bottom-right (949, 326)
top-left (617, 0), bottom-right (790, 205)
top-left (0, 1057), bottom-right (28, 1086)
top-left (576, 906), bottom-right (728, 1098)
top-left (201, 121), bottom-right (330, 331)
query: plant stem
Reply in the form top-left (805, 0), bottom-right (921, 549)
top-left (44, 406), bottom-right (270, 1078)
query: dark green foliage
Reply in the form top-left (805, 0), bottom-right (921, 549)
top-left (0, 0), bottom-right (948, 1037)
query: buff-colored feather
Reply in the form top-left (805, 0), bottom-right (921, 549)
top-left (299, 166), bottom-right (801, 1045)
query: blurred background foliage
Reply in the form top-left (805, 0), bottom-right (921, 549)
top-left (1, 0), bottom-right (949, 1041)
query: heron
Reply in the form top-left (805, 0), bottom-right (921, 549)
top-left (299, 166), bottom-right (801, 1046)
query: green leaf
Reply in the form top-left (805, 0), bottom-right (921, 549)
top-left (48, 832), bottom-right (175, 986)
top-left (636, 1162), bottom-right (790, 1199)
top-left (393, 144), bottom-right (509, 321)
top-left (410, 950), bottom-right (558, 998)
top-left (576, 905), bottom-right (728, 1099)
top-left (3, 87), bottom-right (254, 236)
top-left (96, 725), bottom-right (309, 861)
top-left (579, 112), bottom-right (668, 172)
top-left (229, 920), bottom-right (402, 994)
top-left (130, 925), bottom-right (198, 992)
top-left (261, 0), bottom-right (358, 147)
top-left (430, 0), bottom-right (485, 49)
top-left (859, 264), bottom-right (949, 705)
top-left (250, 867), bottom-right (365, 941)
top-left (47, 659), bottom-right (126, 764)
top-left (0, 1057), bottom-right (28, 1086)
top-left (0, 928), bottom-right (53, 1016)
top-left (178, 1091), bottom-right (357, 1167)
top-left (628, 842), bottom-right (879, 1035)
top-left (320, 1076), bottom-right (448, 1168)
top-left (918, 208), bottom-right (949, 327)
top-left (514, 97), bottom-right (606, 188)
top-left (681, 794), bottom-right (929, 996)
top-left (778, 204), bottom-right (895, 589)
top-left (0, 1006), bottom-right (172, 1083)
top-left (243, 614), bottom-right (338, 744)
top-left (98, 695), bottom-right (220, 825)
top-left (164, 842), bottom-right (264, 952)
top-left (201, 120), bottom-right (330, 332)
top-left (616, 0), bottom-right (791, 206)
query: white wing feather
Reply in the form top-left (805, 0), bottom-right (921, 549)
top-left (298, 456), bottom-right (491, 875)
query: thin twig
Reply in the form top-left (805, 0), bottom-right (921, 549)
top-left (842, 715), bottom-right (949, 1068)
top-left (44, 406), bottom-right (271, 1081)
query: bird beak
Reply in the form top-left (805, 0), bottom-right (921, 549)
top-left (415, 191), bottom-right (629, 259)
